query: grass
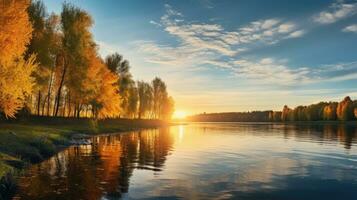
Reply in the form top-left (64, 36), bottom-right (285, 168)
top-left (0, 117), bottom-right (168, 181)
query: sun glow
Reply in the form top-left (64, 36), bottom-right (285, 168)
top-left (173, 110), bottom-right (187, 119)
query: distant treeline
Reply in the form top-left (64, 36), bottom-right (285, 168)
top-left (187, 111), bottom-right (272, 122)
top-left (0, 0), bottom-right (174, 120)
top-left (188, 96), bottom-right (357, 122)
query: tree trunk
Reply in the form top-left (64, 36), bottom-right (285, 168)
top-left (54, 57), bottom-right (67, 117)
top-left (67, 92), bottom-right (71, 117)
top-left (37, 90), bottom-right (41, 116)
top-left (62, 94), bottom-right (66, 117)
top-left (76, 103), bottom-right (81, 118)
top-left (41, 95), bottom-right (47, 116)
top-left (46, 64), bottom-right (55, 116)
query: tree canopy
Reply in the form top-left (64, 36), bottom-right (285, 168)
top-left (0, 0), bottom-right (175, 120)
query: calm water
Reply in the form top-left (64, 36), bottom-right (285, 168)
top-left (14, 123), bottom-right (357, 200)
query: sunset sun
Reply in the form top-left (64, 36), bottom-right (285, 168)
top-left (173, 110), bottom-right (187, 119)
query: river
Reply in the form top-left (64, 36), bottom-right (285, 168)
top-left (13, 123), bottom-right (357, 199)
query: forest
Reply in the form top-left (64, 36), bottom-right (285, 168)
top-left (0, 0), bottom-right (174, 120)
top-left (187, 96), bottom-right (357, 122)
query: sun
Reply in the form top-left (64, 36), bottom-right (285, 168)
top-left (173, 110), bottom-right (187, 119)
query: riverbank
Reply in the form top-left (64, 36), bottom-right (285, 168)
top-left (0, 117), bottom-right (169, 198)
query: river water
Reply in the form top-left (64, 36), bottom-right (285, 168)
top-left (13, 123), bottom-right (357, 199)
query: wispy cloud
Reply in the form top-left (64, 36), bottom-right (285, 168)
top-left (137, 4), bottom-right (304, 71)
top-left (213, 58), bottom-right (357, 86)
top-left (135, 40), bottom-right (215, 68)
top-left (234, 19), bottom-right (305, 45)
top-left (231, 58), bottom-right (311, 86)
top-left (313, 1), bottom-right (357, 24)
top-left (343, 24), bottom-right (357, 32)
top-left (135, 4), bottom-right (357, 87)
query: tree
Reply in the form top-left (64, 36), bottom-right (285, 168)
top-left (152, 77), bottom-right (168, 119)
top-left (126, 86), bottom-right (138, 118)
top-left (105, 53), bottom-right (122, 74)
top-left (281, 105), bottom-right (292, 121)
top-left (105, 53), bottom-right (134, 117)
top-left (95, 63), bottom-right (121, 119)
top-left (26, 1), bottom-right (59, 116)
top-left (53, 3), bottom-right (93, 117)
top-left (0, 56), bottom-right (37, 118)
top-left (323, 102), bottom-right (337, 120)
top-left (0, 0), bottom-right (33, 63)
top-left (162, 96), bottom-right (174, 120)
top-left (337, 96), bottom-right (354, 121)
top-left (0, 0), bottom-right (37, 118)
top-left (137, 81), bottom-right (153, 119)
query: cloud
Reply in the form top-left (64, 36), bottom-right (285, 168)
top-left (231, 58), bottom-right (312, 86)
top-left (286, 30), bottom-right (306, 38)
top-left (135, 40), bottom-right (217, 69)
top-left (313, 1), bottom-right (357, 24)
top-left (235, 19), bottom-right (305, 45)
top-left (210, 58), bottom-right (357, 86)
top-left (137, 4), bottom-right (357, 87)
top-left (149, 20), bottom-right (161, 27)
top-left (139, 5), bottom-right (305, 69)
top-left (343, 24), bottom-right (357, 32)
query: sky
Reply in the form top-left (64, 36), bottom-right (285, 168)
top-left (43, 0), bottom-right (357, 115)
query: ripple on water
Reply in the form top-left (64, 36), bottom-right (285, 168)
top-left (13, 123), bottom-right (357, 200)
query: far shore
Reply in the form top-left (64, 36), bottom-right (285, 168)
top-left (182, 120), bottom-right (357, 125)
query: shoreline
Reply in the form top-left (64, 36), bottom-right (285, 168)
top-left (182, 120), bottom-right (357, 125)
top-left (0, 117), bottom-right (170, 199)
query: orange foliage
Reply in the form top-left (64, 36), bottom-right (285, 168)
top-left (0, 56), bottom-right (37, 118)
top-left (96, 67), bottom-right (121, 118)
top-left (336, 96), bottom-right (354, 121)
top-left (85, 51), bottom-right (121, 119)
top-left (0, 0), bottom-right (33, 63)
top-left (0, 0), bottom-right (36, 118)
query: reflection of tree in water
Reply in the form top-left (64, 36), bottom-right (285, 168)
top-left (137, 127), bottom-right (172, 169)
top-left (15, 128), bottom-right (174, 200)
top-left (336, 125), bottom-right (357, 150)
top-left (280, 124), bottom-right (357, 150)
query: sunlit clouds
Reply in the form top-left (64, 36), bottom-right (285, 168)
top-left (313, 1), bottom-right (357, 24)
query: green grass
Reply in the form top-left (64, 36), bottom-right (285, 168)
top-left (0, 117), bottom-right (167, 179)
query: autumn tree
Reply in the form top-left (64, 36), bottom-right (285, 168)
top-left (162, 96), bottom-right (175, 120)
top-left (281, 105), bottom-right (292, 121)
top-left (105, 53), bottom-right (135, 117)
top-left (137, 81), bottom-right (153, 119)
top-left (95, 62), bottom-right (121, 119)
top-left (323, 102), bottom-right (338, 120)
top-left (26, 1), bottom-right (60, 116)
top-left (126, 86), bottom-right (138, 118)
top-left (152, 77), bottom-right (168, 119)
top-left (336, 96), bottom-right (354, 121)
top-left (0, 0), bottom-right (37, 118)
top-left (53, 3), bottom-right (93, 117)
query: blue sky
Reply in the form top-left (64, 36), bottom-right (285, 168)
top-left (43, 0), bottom-right (357, 114)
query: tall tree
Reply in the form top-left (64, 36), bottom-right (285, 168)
top-left (54, 3), bottom-right (93, 117)
top-left (26, 0), bottom-right (59, 116)
top-left (162, 96), bottom-right (174, 120)
top-left (137, 81), bottom-right (153, 119)
top-left (0, 0), bottom-right (37, 118)
top-left (126, 86), bottom-right (138, 118)
top-left (105, 53), bottom-right (133, 117)
top-left (337, 96), bottom-right (354, 121)
top-left (152, 77), bottom-right (168, 119)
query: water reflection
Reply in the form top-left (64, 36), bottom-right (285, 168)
top-left (14, 123), bottom-right (357, 199)
top-left (15, 128), bottom-right (174, 199)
